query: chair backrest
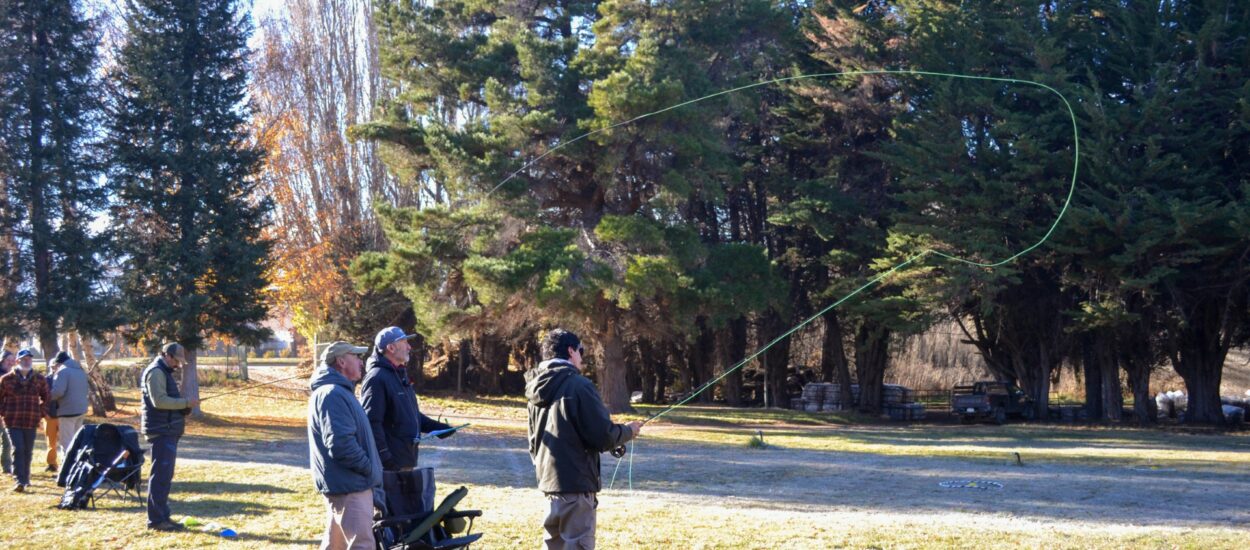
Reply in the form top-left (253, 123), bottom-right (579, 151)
top-left (402, 486), bottom-right (469, 545)
top-left (383, 467), bottom-right (435, 517)
top-left (92, 424), bottom-right (124, 465)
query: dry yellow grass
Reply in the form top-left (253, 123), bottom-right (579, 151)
top-left (0, 385), bottom-right (1246, 549)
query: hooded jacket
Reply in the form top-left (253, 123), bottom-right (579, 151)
top-left (308, 364), bottom-right (384, 496)
top-left (525, 359), bottom-right (635, 494)
top-left (50, 359), bottom-right (90, 417)
top-left (359, 353), bottom-right (450, 470)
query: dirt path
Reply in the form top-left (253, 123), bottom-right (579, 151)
top-left (418, 418), bottom-right (1250, 529)
top-left (175, 377), bottom-right (1250, 531)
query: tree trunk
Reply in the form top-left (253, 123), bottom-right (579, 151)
top-left (820, 309), bottom-right (855, 410)
top-left (182, 348), bottom-right (202, 418)
top-left (76, 333), bottom-right (118, 416)
top-left (760, 310), bottom-right (792, 409)
top-left (596, 306), bottom-right (633, 413)
top-left (639, 339), bottom-right (657, 404)
top-left (474, 332), bottom-right (506, 395)
top-left (720, 317), bottom-right (747, 407)
top-left (855, 321), bottom-right (890, 415)
top-left (1096, 336), bottom-right (1122, 422)
top-left (456, 338), bottom-right (470, 394)
top-left (238, 345), bottom-right (249, 381)
top-left (408, 332), bottom-right (426, 390)
top-left (1169, 306), bottom-right (1226, 423)
top-left (693, 318), bottom-right (715, 403)
top-left (655, 343), bottom-right (673, 404)
top-left (1080, 333), bottom-right (1103, 420)
top-left (1124, 357), bottom-right (1155, 426)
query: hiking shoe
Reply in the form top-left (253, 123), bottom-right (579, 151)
top-left (12, 483), bottom-right (23, 493)
top-left (45, 465), bottom-right (57, 472)
top-left (149, 521), bottom-right (185, 532)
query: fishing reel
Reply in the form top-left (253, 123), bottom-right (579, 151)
top-left (610, 445), bottom-right (627, 458)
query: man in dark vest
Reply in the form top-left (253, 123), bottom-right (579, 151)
top-left (141, 343), bottom-right (198, 531)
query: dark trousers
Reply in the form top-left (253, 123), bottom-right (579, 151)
top-left (147, 435), bottom-right (180, 526)
top-left (1, 426), bottom-right (11, 473)
top-left (6, 428), bottom-right (36, 485)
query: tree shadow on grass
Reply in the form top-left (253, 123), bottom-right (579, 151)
top-left (177, 497), bottom-right (289, 518)
top-left (177, 481), bottom-right (295, 494)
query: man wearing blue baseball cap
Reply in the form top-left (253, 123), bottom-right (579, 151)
top-left (360, 327), bottom-right (453, 471)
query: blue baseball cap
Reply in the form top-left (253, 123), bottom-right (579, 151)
top-left (374, 327), bottom-right (417, 351)
top-left (16, 349), bottom-right (33, 359)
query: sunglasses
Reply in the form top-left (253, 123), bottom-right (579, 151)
top-left (575, 346), bottom-right (585, 355)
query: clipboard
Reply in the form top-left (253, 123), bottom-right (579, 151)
top-left (414, 423), bottom-right (470, 442)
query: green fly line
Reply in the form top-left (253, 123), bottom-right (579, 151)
top-left (484, 70), bottom-right (1080, 491)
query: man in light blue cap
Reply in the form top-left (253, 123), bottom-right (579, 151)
top-left (359, 327), bottom-right (453, 471)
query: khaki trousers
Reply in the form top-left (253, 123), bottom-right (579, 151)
top-left (321, 489), bottom-right (375, 550)
top-left (58, 415), bottom-right (85, 461)
top-left (542, 492), bottom-right (597, 550)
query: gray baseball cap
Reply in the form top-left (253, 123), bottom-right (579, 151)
top-left (322, 341), bottom-right (369, 366)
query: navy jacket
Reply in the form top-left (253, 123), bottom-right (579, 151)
top-left (307, 365), bottom-right (384, 496)
top-left (359, 353), bottom-right (450, 470)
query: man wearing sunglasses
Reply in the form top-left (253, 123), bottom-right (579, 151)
top-left (526, 329), bottom-right (642, 549)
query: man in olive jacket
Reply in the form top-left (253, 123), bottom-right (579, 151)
top-left (309, 341), bottom-right (383, 550)
top-left (525, 329), bottom-right (641, 549)
top-left (141, 343), bottom-right (199, 531)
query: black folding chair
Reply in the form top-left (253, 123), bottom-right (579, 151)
top-left (57, 423), bottom-right (146, 507)
top-left (374, 468), bottom-right (482, 550)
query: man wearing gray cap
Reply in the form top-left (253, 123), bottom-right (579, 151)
top-left (309, 341), bottom-right (383, 550)
top-left (141, 343), bottom-right (199, 531)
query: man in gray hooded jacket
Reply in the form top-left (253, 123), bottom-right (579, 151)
top-left (309, 341), bottom-right (384, 550)
top-left (526, 329), bottom-right (641, 549)
top-left (49, 351), bottom-right (89, 463)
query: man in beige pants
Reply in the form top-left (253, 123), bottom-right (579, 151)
top-left (49, 352), bottom-right (90, 467)
top-left (525, 329), bottom-right (642, 549)
top-left (308, 341), bottom-right (384, 550)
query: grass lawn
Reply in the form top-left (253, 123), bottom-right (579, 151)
top-left (1, 385), bottom-right (1246, 549)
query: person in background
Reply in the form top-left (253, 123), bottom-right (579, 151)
top-left (49, 351), bottom-right (89, 470)
top-left (0, 350), bottom-right (49, 492)
top-left (308, 341), bottom-right (384, 550)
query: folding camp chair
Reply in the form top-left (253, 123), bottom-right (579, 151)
top-left (374, 468), bottom-right (482, 550)
top-left (57, 423), bottom-right (146, 508)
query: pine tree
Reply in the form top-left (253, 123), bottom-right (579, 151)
top-left (1060, 0), bottom-right (1250, 424)
top-left (107, 0), bottom-right (272, 408)
top-left (357, 0), bottom-right (795, 411)
top-left (0, 0), bottom-right (111, 353)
